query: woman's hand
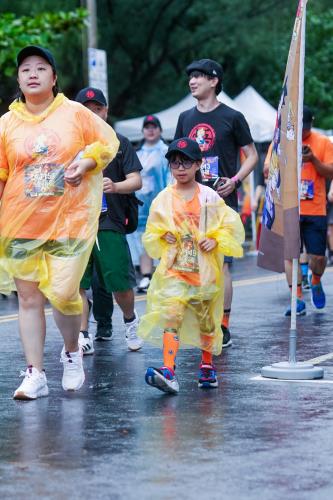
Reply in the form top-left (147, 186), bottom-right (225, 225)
top-left (65, 158), bottom-right (96, 187)
top-left (162, 232), bottom-right (177, 244)
top-left (199, 237), bottom-right (217, 252)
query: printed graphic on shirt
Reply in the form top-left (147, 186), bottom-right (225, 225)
top-left (24, 163), bottom-right (64, 197)
top-left (25, 129), bottom-right (61, 159)
top-left (200, 156), bottom-right (219, 181)
top-left (300, 179), bottom-right (314, 200)
top-left (189, 123), bottom-right (216, 152)
top-left (172, 234), bottom-right (199, 273)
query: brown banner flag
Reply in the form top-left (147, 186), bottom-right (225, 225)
top-left (258, 0), bottom-right (307, 272)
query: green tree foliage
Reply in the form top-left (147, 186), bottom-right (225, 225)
top-left (0, 9), bottom-right (87, 77)
top-left (0, 1), bottom-right (332, 129)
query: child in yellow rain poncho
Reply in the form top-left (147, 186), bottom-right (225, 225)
top-left (139, 138), bottom-right (244, 394)
top-left (0, 45), bottom-right (119, 400)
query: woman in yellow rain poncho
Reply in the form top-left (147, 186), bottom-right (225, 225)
top-left (0, 46), bottom-right (119, 400)
top-left (139, 138), bottom-right (244, 394)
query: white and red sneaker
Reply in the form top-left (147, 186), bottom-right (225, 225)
top-left (60, 348), bottom-right (85, 391)
top-left (13, 366), bottom-right (49, 400)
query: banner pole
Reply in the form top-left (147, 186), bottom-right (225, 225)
top-left (288, 258), bottom-right (298, 363)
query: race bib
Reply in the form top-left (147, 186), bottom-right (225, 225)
top-left (200, 156), bottom-right (219, 182)
top-left (300, 179), bottom-right (314, 200)
top-left (24, 163), bottom-right (64, 197)
top-left (173, 234), bottom-right (199, 273)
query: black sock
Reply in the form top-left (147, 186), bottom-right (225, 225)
top-left (124, 315), bottom-right (135, 323)
top-left (143, 273), bottom-right (152, 279)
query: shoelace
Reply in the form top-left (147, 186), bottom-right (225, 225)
top-left (60, 352), bottom-right (82, 371)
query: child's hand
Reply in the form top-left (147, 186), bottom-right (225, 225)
top-left (162, 232), bottom-right (177, 244)
top-left (199, 237), bottom-right (217, 252)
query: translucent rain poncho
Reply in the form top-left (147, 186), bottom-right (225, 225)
top-left (138, 183), bottom-right (245, 355)
top-left (0, 93), bottom-right (119, 314)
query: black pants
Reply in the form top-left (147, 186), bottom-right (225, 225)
top-left (91, 269), bottom-right (114, 325)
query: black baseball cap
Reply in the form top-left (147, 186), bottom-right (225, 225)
top-left (303, 105), bottom-right (314, 129)
top-left (143, 114), bottom-right (161, 129)
top-left (186, 59), bottom-right (223, 81)
top-left (17, 45), bottom-right (56, 71)
top-left (165, 138), bottom-right (202, 161)
top-left (75, 87), bottom-right (107, 106)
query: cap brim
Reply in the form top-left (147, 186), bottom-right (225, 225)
top-left (17, 46), bottom-right (54, 69)
top-left (165, 148), bottom-right (200, 161)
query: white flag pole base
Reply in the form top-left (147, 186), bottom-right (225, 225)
top-left (261, 361), bottom-right (324, 380)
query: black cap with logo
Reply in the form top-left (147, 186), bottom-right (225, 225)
top-left (75, 87), bottom-right (107, 106)
top-left (17, 45), bottom-right (57, 71)
top-left (303, 105), bottom-right (314, 129)
top-left (186, 58), bottom-right (223, 81)
top-left (143, 114), bottom-right (162, 129)
top-left (165, 138), bottom-right (202, 161)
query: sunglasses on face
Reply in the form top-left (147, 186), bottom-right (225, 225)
top-left (169, 159), bottom-right (195, 170)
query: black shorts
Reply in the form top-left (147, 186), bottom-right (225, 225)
top-left (300, 215), bottom-right (327, 256)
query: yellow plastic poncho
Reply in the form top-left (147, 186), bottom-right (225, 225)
top-left (138, 183), bottom-right (245, 355)
top-left (0, 93), bottom-right (119, 314)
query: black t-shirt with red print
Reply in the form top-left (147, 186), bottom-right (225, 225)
top-left (174, 103), bottom-right (253, 208)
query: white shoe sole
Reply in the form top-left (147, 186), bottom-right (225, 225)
top-left (126, 342), bottom-right (143, 352)
top-left (145, 368), bottom-right (179, 394)
top-left (13, 385), bottom-right (49, 400)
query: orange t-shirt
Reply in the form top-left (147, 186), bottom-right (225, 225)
top-left (168, 187), bottom-right (201, 286)
top-left (300, 131), bottom-right (333, 216)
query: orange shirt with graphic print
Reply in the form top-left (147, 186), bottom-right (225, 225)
top-left (301, 131), bottom-right (333, 216)
top-left (168, 186), bottom-right (201, 286)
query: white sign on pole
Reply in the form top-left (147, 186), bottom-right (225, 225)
top-left (88, 48), bottom-right (108, 102)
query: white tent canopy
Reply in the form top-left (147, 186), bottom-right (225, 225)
top-left (234, 86), bottom-right (276, 143)
top-left (115, 91), bottom-right (238, 142)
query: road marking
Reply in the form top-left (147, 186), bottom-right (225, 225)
top-left (251, 375), bottom-right (333, 384)
top-left (0, 309), bottom-right (52, 324)
top-left (302, 352), bottom-right (333, 366)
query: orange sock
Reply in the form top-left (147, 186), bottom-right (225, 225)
top-left (312, 273), bottom-right (321, 285)
top-left (201, 350), bottom-right (213, 365)
top-left (163, 330), bottom-right (179, 370)
top-left (289, 284), bottom-right (303, 299)
top-left (222, 308), bottom-right (231, 328)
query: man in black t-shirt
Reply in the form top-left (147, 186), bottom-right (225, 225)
top-left (75, 87), bottom-right (143, 354)
top-left (174, 59), bottom-right (258, 348)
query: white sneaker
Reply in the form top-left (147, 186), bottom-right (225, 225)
top-left (124, 310), bottom-right (143, 351)
top-left (13, 366), bottom-right (49, 400)
top-left (137, 276), bottom-right (150, 293)
top-left (60, 347), bottom-right (85, 391)
top-left (78, 330), bottom-right (95, 355)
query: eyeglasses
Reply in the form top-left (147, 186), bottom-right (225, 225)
top-left (169, 160), bottom-right (194, 170)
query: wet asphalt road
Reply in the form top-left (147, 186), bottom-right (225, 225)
top-left (1, 255), bottom-right (333, 500)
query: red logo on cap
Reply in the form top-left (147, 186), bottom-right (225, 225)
top-left (86, 90), bottom-right (95, 98)
top-left (177, 140), bottom-right (188, 149)
top-left (147, 115), bottom-right (154, 121)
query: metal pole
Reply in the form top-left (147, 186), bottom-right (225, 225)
top-left (288, 258), bottom-right (298, 363)
top-left (87, 0), bottom-right (97, 49)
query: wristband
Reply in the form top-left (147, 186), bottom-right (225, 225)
top-left (231, 175), bottom-right (242, 189)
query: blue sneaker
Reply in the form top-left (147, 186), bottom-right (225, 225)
top-left (198, 363), bottom-right (218, 388)
top-left (285, 298), bottom-right (306, 317)
top-left (310, 279), bottom-right (326, 309)
top-left (145, 366), bottom-right (179, 394)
